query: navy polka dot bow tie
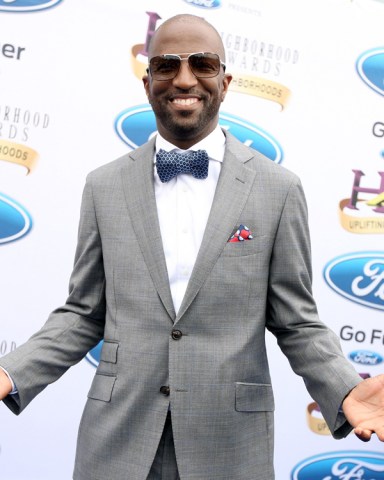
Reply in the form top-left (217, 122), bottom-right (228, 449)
top-left (156, 149), bottom-right (209, 183)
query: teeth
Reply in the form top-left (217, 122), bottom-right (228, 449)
top-left (173, 98), bottom-right (198, 105)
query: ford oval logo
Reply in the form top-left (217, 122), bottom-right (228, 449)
top-left (291, 451), bottom-right (384, 479)
top-left (0, 193), bottom-right (32, 244)
top-left (114, 104), bottom-right (283, 163)
top-left (182, 0), bottom-right (221, 8)
top-left (323, 252), bottom-right (384, 311)
top-left (349, 350), bottom-right (383, 366)
top-left (0, 0), bottom-right (63, 12)
top-left (86, 340), bottom-right (103, 367)
top-left (356, 48), bottom-right (384, 96)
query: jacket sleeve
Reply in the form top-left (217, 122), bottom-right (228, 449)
top-left (265, 176), bottom-right (362, 438)
top-left (0, 177), bottom-right (106, 415)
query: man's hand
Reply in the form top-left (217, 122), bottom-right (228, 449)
top-left (0, 368), bottom-right (13, 400)
top-left (342, 374), bottom-right (384, 441)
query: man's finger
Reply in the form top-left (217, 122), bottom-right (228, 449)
top-left (354, 427), bottom-right (372, 442)
top-left (376, 426), bottom-right (384, 442)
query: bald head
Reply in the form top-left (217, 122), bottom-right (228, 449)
top-left (148, 14), bottom-right (226, 61)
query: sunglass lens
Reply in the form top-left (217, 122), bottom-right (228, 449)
top-left (189, 53), bottom-right (220, 77)
top-left (150, 56), bottom-right (180, 80)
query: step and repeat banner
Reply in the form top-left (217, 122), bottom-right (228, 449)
top-left (1, 0), bottom-right (383, 478)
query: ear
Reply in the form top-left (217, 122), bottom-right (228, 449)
top-left (142, 73), bottom-right (150, 98)
top-left (221, 73), bottom-right (233, 102)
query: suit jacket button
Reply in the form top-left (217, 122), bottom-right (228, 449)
top-left (160, 385), bottom-right (170, 396)
top-left (171, 329), bottom-right (182, 340)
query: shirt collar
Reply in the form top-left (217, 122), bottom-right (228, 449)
top-left (155, 124), bottom-right (226, 163)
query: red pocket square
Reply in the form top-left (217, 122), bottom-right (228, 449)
top-left (228, 224), bottom-right (253, 242)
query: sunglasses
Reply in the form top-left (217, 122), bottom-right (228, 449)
top-left (147, 52), bottom-right (226, 81)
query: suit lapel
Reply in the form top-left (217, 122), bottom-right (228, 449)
top-left (176, 134), bottom-right (257, 321)
top-left (120, 139), bottom-right (176, 321)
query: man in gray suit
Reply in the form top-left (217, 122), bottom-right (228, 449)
top-left (1, 13), bottom-right (383, 480)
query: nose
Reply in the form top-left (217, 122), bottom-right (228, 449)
top-left (172, 59), bottom-right (198, 88)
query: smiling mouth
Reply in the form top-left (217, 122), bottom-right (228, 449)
top-left (172, 97), bottom-right (200, 106)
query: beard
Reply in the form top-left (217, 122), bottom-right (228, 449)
top-left (161, 109), bottom-right (203, 137)
top-left (151, 95), bottom-right (222, 141)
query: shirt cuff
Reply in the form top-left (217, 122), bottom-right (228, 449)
top-left (0, 366), bottom-right (18, 395)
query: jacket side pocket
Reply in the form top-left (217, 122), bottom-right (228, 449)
top-left (235, 382), bottom-right (275, 412)
top-left (88, 374), bottom-right (116, 402)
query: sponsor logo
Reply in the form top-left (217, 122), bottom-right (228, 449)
top-left (339, 169), bottom-right (384, 234)
top-left (340, 325), bottom-right (384, 346)
top-left (0, 0), bottom-right (63, 12)
top-left (221, 31), bottom-right (298, 108)
top-left (323, 252), bottom-right (384, 311)
top-left (349, 349), bottom-right (383, 366)
top-left (86, 340), bottom-right (103, 367)
top-left (373, 121), bottom-right (384, 138)
top-left (0, 193), bottom-right (32, 244)
top-left (0, 106), bottom-right (50, 144)
top-left (115, 104), bottom-right (283, 163)
top-left (0, 40), bottom-right (26, 61)
top-left (182, 0), bottom-right (221, 8)
top-left (291, 451), bottom-right (384, 479)
top-left (0, 105), bottom-right (50, 174)
top-left (356, 47), bottom-right (384, 96)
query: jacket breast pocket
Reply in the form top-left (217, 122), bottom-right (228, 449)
top-left (221, 235), bottom-right (270, 258)
top-left (88, 373), bottom-right (116, 402)
top-left (235, 382), bottom-right (275, 412)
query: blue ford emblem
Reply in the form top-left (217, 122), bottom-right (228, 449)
top-left (323, 252), bottom-right (384, 311)
top-left (356, 48), bottom-right (384, 96)
top-left (291, 451), bottom-right (384, 479)
top-left (349, 350), bottom-right (383, 366)
top-left (0, 193), bottom-right (32, 244)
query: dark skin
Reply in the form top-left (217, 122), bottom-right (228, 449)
top-left (142, 16), bottom-right (232, 149)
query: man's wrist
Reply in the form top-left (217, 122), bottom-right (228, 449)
top-left (0, 366), bottom-right (17, 396)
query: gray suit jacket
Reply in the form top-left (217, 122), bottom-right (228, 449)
top-left (1, 132), bottom-right (362, 479)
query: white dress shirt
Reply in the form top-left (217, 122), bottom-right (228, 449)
top-left (154, 125), bottom-right (225, 314)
